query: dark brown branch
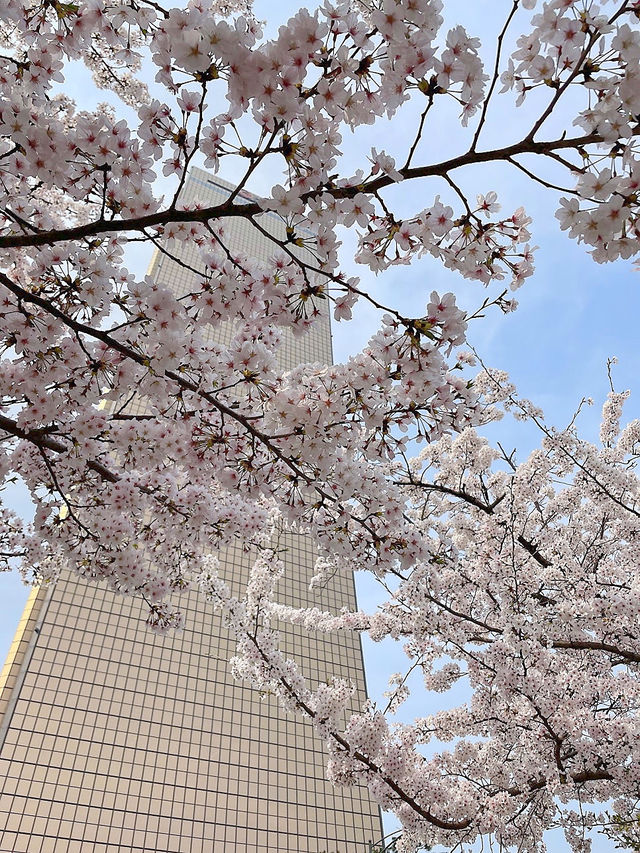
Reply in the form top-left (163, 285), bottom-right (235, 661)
top-left (244, 630), bottom-right (474, 832)
top-left (552, 639), bottom-right (640, 664)
top-left (397, 477), bottom-right (551, 568)
top-left (507, 156), bottom-right (578, 194)
top-left (470, 0), bottom-right (519, 152)
top-left (509, 768), bottom-right (613, 797)
top-left (402, 95), bottom-right (435, 171)
top-left (0, 413), bottom-right (119, 483)
top-left (0, 413), bottom-right (201, 527)
top-left (245, 623), bottom-right (616, 835)
top-left (0, 132), bottom-right (610, 250)
top-left (524, 0), bottom-right (631, 142)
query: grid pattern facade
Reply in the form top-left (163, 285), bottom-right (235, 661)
top-left (0, 171), bottom-right (383, 852)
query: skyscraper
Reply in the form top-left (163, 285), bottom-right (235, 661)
top-left (0, 170), bottom-right (384, 852)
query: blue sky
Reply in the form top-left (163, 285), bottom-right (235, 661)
top-left (1, 1), bottom-right (638, 848)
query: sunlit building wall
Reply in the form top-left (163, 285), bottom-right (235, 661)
top-left (0, 170), bottom-right (384, 853)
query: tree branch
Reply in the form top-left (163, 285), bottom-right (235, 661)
top-left (0, 413), bottom-right (119, 483)
top-left (0, 132), bottom-right (611, 250)
top-left (397, 477), bottom-right (551, 568)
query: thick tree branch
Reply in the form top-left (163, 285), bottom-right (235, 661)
top-left (0, 132), bottom-right (609, 250)
top-left (552, 639), bottom-right (640, 664)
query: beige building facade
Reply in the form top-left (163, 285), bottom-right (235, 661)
top-left (0, 171), bottom-right (383, 852)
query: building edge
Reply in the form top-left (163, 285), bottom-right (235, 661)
top-left (0, 583), bottom-right (55, 750)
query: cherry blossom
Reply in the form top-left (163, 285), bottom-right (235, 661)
top-left (0, 0), bottom-right (639, 849)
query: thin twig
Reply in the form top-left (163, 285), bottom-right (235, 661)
top-left (470, 0), bottom-right (520, 152)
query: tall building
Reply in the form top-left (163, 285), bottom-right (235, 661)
top-left (0, 170), bottom-right (384, 852)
